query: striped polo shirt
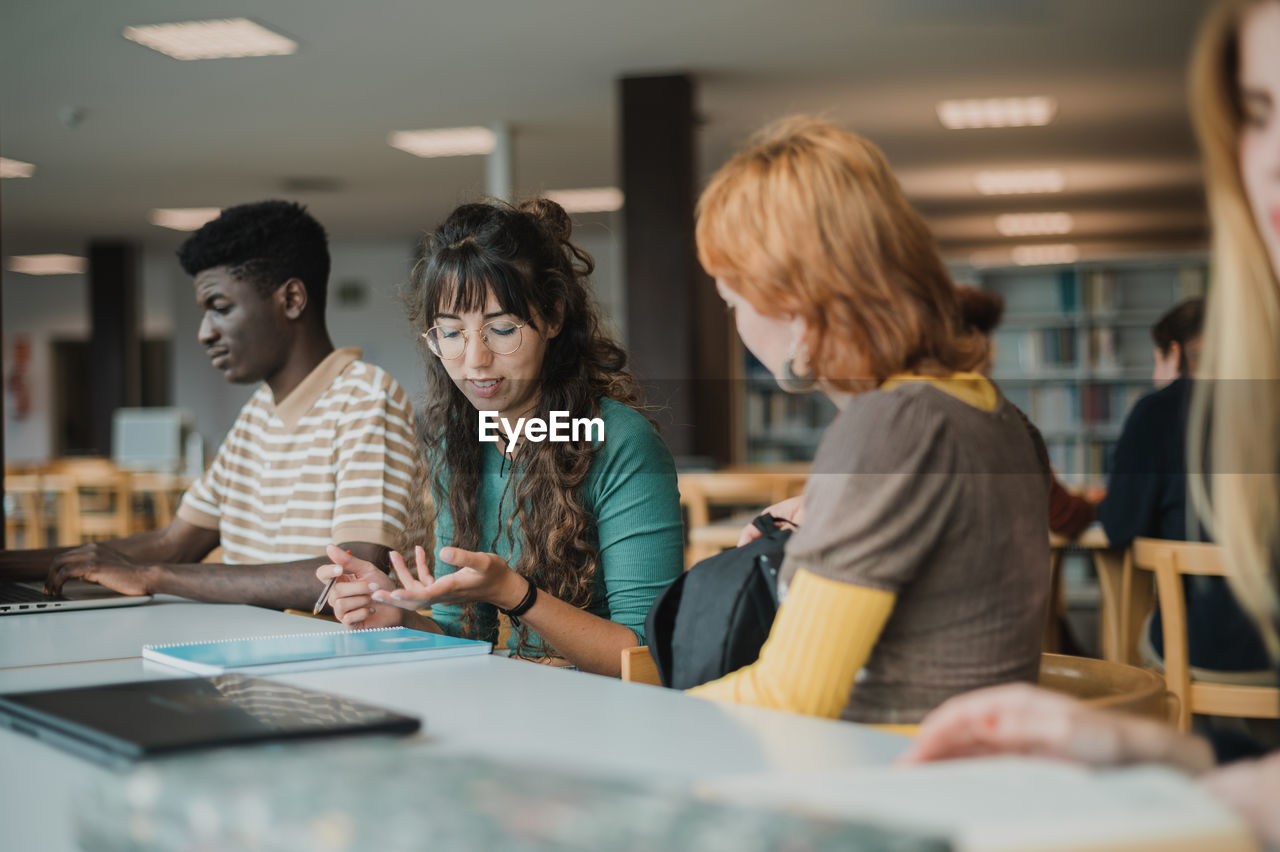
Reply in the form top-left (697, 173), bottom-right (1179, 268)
top-left (177, 347), bottom-right (416, 564)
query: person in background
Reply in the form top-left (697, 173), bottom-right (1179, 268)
top-left (1099, 295), bottom-right (1272, 675)
top-left (905, 1), bottom-right (1280, 843)
top-left (956, 286), bottom-right (1099, 539)
top-left (0, 200), bottom-right (416, 610)
top-left (318, 199), bottom-right (683, 677)
top-left (691, 116), bottom-right (1051, 724)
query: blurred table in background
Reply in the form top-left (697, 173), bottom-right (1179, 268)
top-left (4, 459), bottom-right (193, 548)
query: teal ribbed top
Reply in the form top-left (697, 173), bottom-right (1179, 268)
top-left (429, 398), bottom-right (683, 653)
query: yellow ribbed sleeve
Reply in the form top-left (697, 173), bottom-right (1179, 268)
top-left (687, 569), bottom-right (895, 718)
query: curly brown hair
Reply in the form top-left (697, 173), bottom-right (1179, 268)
top-left (401, 199), bottom-right (644, 654)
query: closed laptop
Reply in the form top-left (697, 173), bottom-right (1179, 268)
top-left (0, 675), bottom-right (421, 770)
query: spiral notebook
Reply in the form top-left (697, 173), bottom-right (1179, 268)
top-left (142, 627), bottom-right (492, 675)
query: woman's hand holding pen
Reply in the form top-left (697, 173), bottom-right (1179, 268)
top-left (372, 546), bottom-right (527, 612)
top-left (315, 544), bottom-right (400, 629)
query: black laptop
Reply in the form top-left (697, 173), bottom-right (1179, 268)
top-left (0, 675), bottom-right (420, 770)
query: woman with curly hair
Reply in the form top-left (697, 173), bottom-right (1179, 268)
top-left (318, 199), bottom-right (683, 676)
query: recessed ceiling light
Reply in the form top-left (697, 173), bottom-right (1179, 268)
top-left (995, 212), bottom-right (1074, 237)
top-left (149, 208), bottom-right (222, 231)
top-left (937, 97), bottom-right (1057, 130)
top-left (974, 169), bottom-right (1066, 195)
top-left (123, 19), bottom-right (297, 61)
top-left (7, 254), bottom-right (87, 275)
top-left (0, 157), bottom-right (36, 179)
top-left (1011, 244), bottom-right (1079, 266)
top-left (388, 127), bottom-right (495, 158)
top-left (544, 187), bottom-right (624, 213)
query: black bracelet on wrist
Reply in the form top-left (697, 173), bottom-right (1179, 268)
top-left (498, 577), bottom-right (538, 627)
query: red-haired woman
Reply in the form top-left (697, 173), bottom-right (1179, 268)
top-left (691, 116), bottom-right (1051, 725)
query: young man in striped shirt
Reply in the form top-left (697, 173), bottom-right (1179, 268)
top-left (8, 201), bottom-right (416, 611)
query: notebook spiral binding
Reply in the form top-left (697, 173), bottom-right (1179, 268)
top-left (143, 626), bottom-right (401, 651)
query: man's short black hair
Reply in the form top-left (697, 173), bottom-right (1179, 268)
top-left (178, 200), bottom-right (330, 315)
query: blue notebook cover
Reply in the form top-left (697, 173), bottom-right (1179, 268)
top-left (142, 627), bottom-right (492, 675)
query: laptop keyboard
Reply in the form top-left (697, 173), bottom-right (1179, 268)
top-left (0, 584), bottom-right (65, 603)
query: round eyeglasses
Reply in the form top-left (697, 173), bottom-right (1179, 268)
top-left (423, 320), bottom-right (526, 359)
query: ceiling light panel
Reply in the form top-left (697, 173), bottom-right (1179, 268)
top-left (7, 254), bottom-right (88, 275)
top-left (937, 97), bottom-right (1057, 130)
top-left (544, 187), bottom-right (624, 213)
top-left (1011, 244), bottom-right (1079, 266)
top-left (149, 208), bottom-right (222, 231)
top-left (0, 158), bottom-right (36, 178)
top-left (123, 19), bottom-right (297, 61)
top-left (974, 169), bottom-right (1066, 195)
top-left (995, 212), bottom-right (1074, 237)
top-left (388, 127), bottom-right (495, 158)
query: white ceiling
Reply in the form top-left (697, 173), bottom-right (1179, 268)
top-left (1, 0), bottom-right (1216, 262)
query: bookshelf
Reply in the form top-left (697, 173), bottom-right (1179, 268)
top-left (961, 256), bottom-right (1207, 486)
top-left (733, 256), bottom-right (1206, 479)
top-left (738, 354), bottom-right (838, 463)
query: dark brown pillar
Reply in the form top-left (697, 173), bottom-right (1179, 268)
top-left (87, 241), bottom-right (141, 456)
top-left (620, 73), bottom-right (730, 465)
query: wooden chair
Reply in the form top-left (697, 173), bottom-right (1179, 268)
top-left (61, 470), bottom-right (133, 544)
top-left (678, 469), bottom-right (807, 568)
top-left (1038, 652), bottom-right (1170, 721)
top-left (620, 646), bottom-right (662, 685)
top-left (4, 473), bottom-right (49, 548)
top-left (127, 472), bottom-right (191, 533)
top-left (41, 458), bottom-right (133, 545)
top-left (1126, 537), bottom-right (1280, 732)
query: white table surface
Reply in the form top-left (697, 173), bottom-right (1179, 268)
top-left (0, 601), bottom-right (911, 851)
top-left (0, 602), bottom-right (1255, 852)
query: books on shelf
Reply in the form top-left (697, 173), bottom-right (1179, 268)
top-left (1026, 385), bottom-right (1078, 433)
top-left (1086, 440), bottom-right (1119, 477)
top-left (143, 627), bottom-right (493, 675)
top-left (1083, 270), bottom-right (1117, 313)
top-left (1014, 327), bottom-right (1077, 372)
top-left (1088, 327), bottom-right (1117, 371)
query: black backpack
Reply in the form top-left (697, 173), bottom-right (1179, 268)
top-left (644, 514), bottom-right (793, 689)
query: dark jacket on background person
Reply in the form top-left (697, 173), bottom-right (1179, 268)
top-left (1099, 378), bottom-right (1271, 672)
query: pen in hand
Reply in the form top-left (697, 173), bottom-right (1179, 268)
top-left (312, 549), bottom-right (352, 615)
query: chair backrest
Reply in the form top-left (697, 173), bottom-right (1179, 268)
top-left (620, 646), bottom-right (662, 686)
top-left (1037, 652), bottom-right (1169, 721)
top-left (678, 470), bottom-right (806, 568)
top-left (1130, 537), bottom-right (1280, 731)
top-left (677, 471), bottom-right (805, 528)
top-left (4, 473), bottom-right (49, 548)
top-left (58, 467), bottom-right (133, 544)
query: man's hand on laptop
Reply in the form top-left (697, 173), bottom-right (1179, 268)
top-left (45, 543), bottom-right (155, 597)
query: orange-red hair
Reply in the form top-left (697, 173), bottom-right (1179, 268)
top-left (695, 115), bottom-right (985, 391)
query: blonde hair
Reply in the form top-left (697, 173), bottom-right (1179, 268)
top-left (695, 116), bottom-right (986, 392)
top-left (1188, 0), bottom-right (1280, 657)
